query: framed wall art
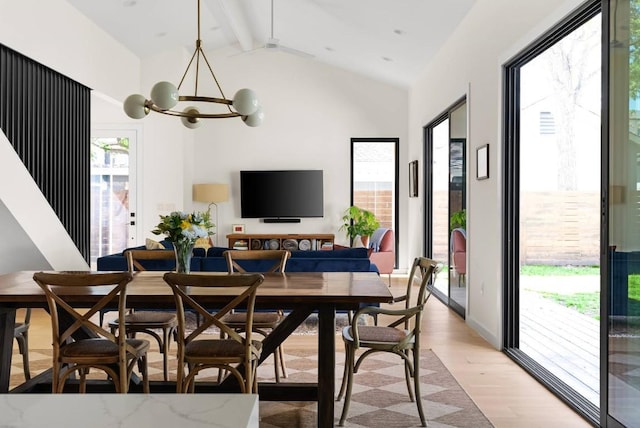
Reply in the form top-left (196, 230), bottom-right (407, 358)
top-left (476, 144), bottom-right (489, 180)
top-left (409, 160), bottom-right (418, 197)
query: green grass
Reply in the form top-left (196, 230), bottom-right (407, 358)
top-left (520, 265), bottom-right (599, 276)
top-left (522, 264), bottom-right (600, 319)
top-left (521, 266), bottom-right (640, 320)
top-left (538, 291), bottom-right (600, 320)
top-left (630, 275), bottom-right (640, 300)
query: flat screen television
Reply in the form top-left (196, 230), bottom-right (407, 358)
top-left (240, 170), bottom-right (324, 220)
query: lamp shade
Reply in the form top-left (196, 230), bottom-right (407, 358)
top-left (243, 106), bottom-right (264, 127)
top-left (181, 106), bottom-right (202, 129)
top-left (233, 88), bottom-right (259, 116)
top-left (123, 94), bottom-right (149, 119)
top-left (192, 183), bottom-right (229, 203)
top-left (151, 81), bottom-right (179, 110)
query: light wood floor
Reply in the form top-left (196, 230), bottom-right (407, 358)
top-left (12, 275), bottom-right (592, 427)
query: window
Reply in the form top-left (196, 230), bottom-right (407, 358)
top-left (350, 138), bottom-right (398, 266)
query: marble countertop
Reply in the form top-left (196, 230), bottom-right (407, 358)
top-left (0, 393), bottom-right (259, 427)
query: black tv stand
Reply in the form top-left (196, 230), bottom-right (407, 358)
top-left (263, 218), bottom-right (301, 223)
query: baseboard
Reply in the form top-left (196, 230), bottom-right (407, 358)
top-left (465, 316), bottom-right (501, 350)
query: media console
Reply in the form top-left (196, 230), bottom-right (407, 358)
top-left (227, 233), bottom-right (335, 251)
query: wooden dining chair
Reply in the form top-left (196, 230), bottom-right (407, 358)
top-left (222, 249), bottom-right (290, 382)
top-left (336, 257), bottom-right (440, 427)
top-left (163, 272), bottom-right (264, 393)
top-left (33, 271), bottom-right (150, 393)
top-left (13, 308), bottom-right (31, 380)
top-left (108, 249), bottom-right (179, 381)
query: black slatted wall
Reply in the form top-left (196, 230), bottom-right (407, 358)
top-left (0, 44), bottom-right (91, 261)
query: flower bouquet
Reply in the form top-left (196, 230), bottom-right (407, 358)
top-left (152, 210), bottom-right (213, 273)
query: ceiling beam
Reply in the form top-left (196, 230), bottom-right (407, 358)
top-left (207, 0), bottom-right (254, 52)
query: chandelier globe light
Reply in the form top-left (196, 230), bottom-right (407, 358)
top-left (123, 0), bottom-right (263, 128)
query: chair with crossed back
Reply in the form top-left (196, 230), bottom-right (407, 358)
top-left (336, 257), bottom-right (440, 427)
top-left (33, 271), bottom-right (150, 393)
top-left (108, 249), bottom-right (179, 381)
top-left (163, 272), bottom-right (264, 393)
top-left (13, 308), bottom-right (31, 380)
top-left (222, 249), bottom-right (290, 382)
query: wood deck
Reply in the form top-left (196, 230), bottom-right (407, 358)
top-left (520, 289), bottom-right (600, 405)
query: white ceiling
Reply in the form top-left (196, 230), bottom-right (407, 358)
top-left (66, 0), bottom-right (476, 88)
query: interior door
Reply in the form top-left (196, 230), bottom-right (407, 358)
top-left (90, 128), bottom-right (138, 269)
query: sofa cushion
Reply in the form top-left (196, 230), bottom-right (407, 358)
top-left (96, 253), bottom-right (129, 271)
top-left (193, 247), bottom-right (206, 257)
top-left (290, 248), bottom-right (369, 259)
top-left (200, 257), bottom-right (231, 272)
top-left (207, 247), bottom-right (233, 257)
top-left (287, 258), bottom-right (373, 272)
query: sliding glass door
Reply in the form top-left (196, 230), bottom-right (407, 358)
top-left (424, 98), bottom-right (467, 317)
top-left (504, 1), bottom-right (602, 423)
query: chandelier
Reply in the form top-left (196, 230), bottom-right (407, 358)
top-left (123, 0), bottom-right (263, 128)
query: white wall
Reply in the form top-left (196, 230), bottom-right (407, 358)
top-left (408, 0), bottom-right (586, 347)
top-left (0, 0), bottom-right (140, 101)
top-left (0, 0), bottom-right (141, 271)
top-left (179, 48), bottom-right (409, 259)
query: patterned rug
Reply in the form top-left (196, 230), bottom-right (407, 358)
top-left (10, 344), bottom-right (492, 428)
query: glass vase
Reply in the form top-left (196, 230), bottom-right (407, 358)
top-left (173, 240), bottom-right (195, 274)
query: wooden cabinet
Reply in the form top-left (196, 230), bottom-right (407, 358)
top-left (226, 234), bottom-right (334, 251)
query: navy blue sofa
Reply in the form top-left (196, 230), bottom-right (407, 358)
top-left (96, 241), bottom-right (380, 317)
top-left (96, 241), bottom-right (379, 274)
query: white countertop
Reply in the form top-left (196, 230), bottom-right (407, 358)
top-left (0, 393), bottom-right (259, 427)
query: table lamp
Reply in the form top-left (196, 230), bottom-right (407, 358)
top-left (192, 183), bottom-right (229, 246)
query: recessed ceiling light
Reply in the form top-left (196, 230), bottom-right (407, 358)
top-left (382, 56), bottom-right (393, 62)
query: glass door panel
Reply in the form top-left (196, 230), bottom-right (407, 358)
top-left (608, 0), bottom-right (640, 425)
top-left (90, 130), bottom-right (137, 269)
top-left (518, 12), bottom-right (601, 407)
top-left (432, 119), bottom-right (450, 297)
top-left (352, 140), bottom-right (397, 231)
top-left (449, 101), bottom-right (467, 312)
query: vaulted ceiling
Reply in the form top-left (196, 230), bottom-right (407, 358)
top-left (67, 0), bottom-right (476, 88)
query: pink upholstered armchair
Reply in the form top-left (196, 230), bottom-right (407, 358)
top-left (368, 228), bottom-right (395, 285)
top-left (451, 228), bottom-right (466, 286)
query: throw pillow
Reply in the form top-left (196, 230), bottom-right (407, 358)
top-left (194, 236), bottom-right (213, 250)
top-left (145, 238), bottom-right (165, 250)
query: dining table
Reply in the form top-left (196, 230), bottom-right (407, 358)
top-left (0, 270), bottom-right (393, 428)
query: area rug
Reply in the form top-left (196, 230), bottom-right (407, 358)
top-left (182, 312), bottom-right (367, 336)
top-left (11, 346), bottom-right (493, 428)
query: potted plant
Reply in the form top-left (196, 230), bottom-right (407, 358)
top-left (340, 206), bottom-right (380, 247)
top-left (450, 209), bottom-right (466, 231)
